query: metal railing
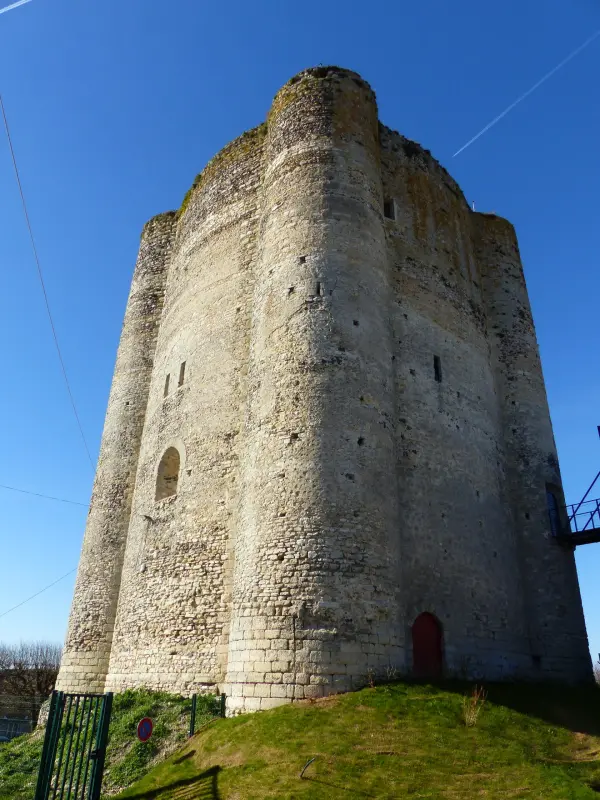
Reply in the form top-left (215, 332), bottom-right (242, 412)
top-left (568, 469), bottom-right (600, 525)
top-left (565, 497), bottom-right (600, 534)
top-left (0, 715), bottom-right (32, 742)
top-left (0, 693), bottom-right (45, 742)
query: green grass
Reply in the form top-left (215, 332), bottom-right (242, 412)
top-left (3, 683), bottom-right (599, 799)
top-left (114, 681), bottom-right (600, 800)
top-left (0, 689), bottom-right (221, 800)
top-left (0, 725), bottom-right (44, 800)
top-left (102, 689), bottom-right (220, 795)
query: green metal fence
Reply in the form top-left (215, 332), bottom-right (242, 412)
top-left (34, 691), bottom-right (112, 800)
top-left (189, 692), bottom-right (226, 737)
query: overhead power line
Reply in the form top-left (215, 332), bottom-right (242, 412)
top-left (0, 93), bottom-right (94, 469)
top-left (0, 568), bottom-right (76, 620)
top-left (453, 27), bottom-right (600, 157)
top-left (0, 482), bottom-right (88, 507)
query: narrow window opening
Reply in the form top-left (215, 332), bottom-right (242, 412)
top-left (178, 361), bottom-right (186, 387)
top-left (434, 355), bottom-right (442, 383)
top-left (299, 255), bottom-right (306, 264)
top-left (546, 486), bottom-right (563, 537)
top-left (316, 281), bottom-right (323, 296)
top-left (155, 447), bottom-right (180, 501)
top-left (384, 199), bottom-right (396, 220)
top-left (164, 374), bottom-right (170, 398)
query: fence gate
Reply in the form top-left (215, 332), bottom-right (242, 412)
top-left (34, 691), bottom-right (113, 800)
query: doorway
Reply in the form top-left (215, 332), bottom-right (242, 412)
top-left (412, 612), bottom-right (443, 679)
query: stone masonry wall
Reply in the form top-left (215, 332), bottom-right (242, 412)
top-left (104, 129), bottom-right (266, 693)
top-left (58, 66), bottom-right (592, 705)
top-left (473, 215), bottom-right (591, 682)
top-left (57, 213), bottom-right (175, 693)
top-left (223, 70), bottom-right (403, 712)
top-left (380, 127), bottom-right (532, 681)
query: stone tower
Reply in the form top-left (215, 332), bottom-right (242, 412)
top-left (56, 67), bottom-right (592, 712)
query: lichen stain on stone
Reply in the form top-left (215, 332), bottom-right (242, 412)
top-left (178, 123), bottom-right (268, 220)
top-left (405, 172), bottom-right (432, 243)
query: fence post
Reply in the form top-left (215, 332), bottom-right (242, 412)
top-left (189, 694), bottom-right (197, 738)
top-left (34, 690), bottom-right (64, 800)
top-left (89, 692), bottom-right (113, 800)
top-left (220, 693), bottom-right (226, 719)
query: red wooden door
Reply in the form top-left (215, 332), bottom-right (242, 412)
top-left (412, 612), bottom-right (443, 679)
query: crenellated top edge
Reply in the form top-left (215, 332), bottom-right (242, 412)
top-left (145, 67), bottom-right (510, 232)
top-left (471, 208), bottom-right (518, 241)
top-left (177, 123), bottom-right (267, 220)
top-left (280, 65), bottom-right (376, 100)
top-left (173, 67), bottom-right (379, 225)
top-left (140, 210), bottom-right (177, 239)
top-left (473, 210), bottom-right (515, 227)
top-left (379, 124), bottom-right (470, 210)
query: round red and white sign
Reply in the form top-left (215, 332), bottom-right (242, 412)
top-left (137, 717), bottom-right (153, 742)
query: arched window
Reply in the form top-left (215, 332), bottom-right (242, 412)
top-left (412, 612), bottom-right (443, 679)
top-left (155, 447), bottom-right (180, 501)
top-left (546, 487), bottom-right (562, 537)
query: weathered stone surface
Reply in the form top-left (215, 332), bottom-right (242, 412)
top-left (56, 66), bottom-right (592, 713)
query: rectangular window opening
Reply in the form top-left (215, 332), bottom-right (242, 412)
top-left (383, 199), bottom-right (396, 220)
top-left (316, 281), bottom-right (323, 296)
top-left (164, 374), bottom-right (170, 398)
top-left (178, 361), bottom-right (186, 387)
top-left (434, 356), bottom-right (442, 383)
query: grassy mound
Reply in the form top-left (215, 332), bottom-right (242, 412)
top-left (115, 681), bottom-right (600, 799)
top-left (0, 725), bottom-right (44, 800)
top-left (0, 689), bottom-right (220, 800)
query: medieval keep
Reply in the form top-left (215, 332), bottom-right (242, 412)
top-left (56, 67), bottom-right (592, 713)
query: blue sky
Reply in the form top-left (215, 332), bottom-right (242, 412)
top-left (0, 0), bottom-right (598, 666)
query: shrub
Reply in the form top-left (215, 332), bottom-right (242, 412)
top-left (462, 685), bottom-right (487, 728)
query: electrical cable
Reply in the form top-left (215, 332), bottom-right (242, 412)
top-left (0, 482), bottom-right (88, 507)
top-left (0, 93), bottom-right (94, 468)
top-left (0, 569), bottom-right (76, 620)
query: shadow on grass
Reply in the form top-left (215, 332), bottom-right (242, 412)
top-left (483, 683), bottom-right (600, 737)
top-left (171, 749), bottom-right (195, 765)
top-left (424, 678), bottom-right (600, 737)
top-left (120, 765), bottom-right (221, 799)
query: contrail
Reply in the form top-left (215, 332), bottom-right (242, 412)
top-left (453, 27), bottom-right (600, 158)
top-left (0, 0), bottom-right (32, 15)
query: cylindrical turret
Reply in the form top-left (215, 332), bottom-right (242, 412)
top-left (103, 128), bottom-right (266, 694)
top-left (473, 213), bottom-right (592, 683)
top-left (224, 68), bottom-right (403, 712)
top-left (56, 213), bottom-right (175, 693)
